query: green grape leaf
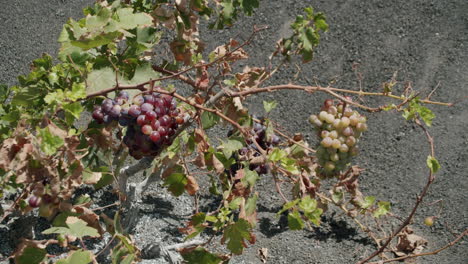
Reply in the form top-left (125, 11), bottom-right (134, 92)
top-left (86, 67), bottom-right (117, 95)
top-left (402, 98), bottom-right (435, 126)
top-left (42, 217), bottom-right (99, 239)
top-left (71, 31), bottom-right (122, 50)
top-left (426, 155), bottom-right (441, 174)
top-left (331, 191), bottom-right (344, 204)
top-left (220, 138), bottom-right (243, 158)
top-left (304, 208), bottom-right (322, 226)
top-left (201, 111), bottom-right (220, 129)
top-left (164, 173), bottom-right (188, 196)
top-left (359, 196), bottom-right (375, 209)
top-left (222, 219), bottom-right (253, 255)
top-left (287, 211), bottom-right (304, 230)
top-left (268, 148), bottom-right (287, 162)
top-left (16, 247), bottom-right (47, 264)
top-left (373, 201), bottom-right (391, 218)
top-left (298, 196), bottom-right (317, 213)
top-left (181, 247), bottom-right (223, 264)
top-left (263, 100), bottom-right (277, 113)
top-left (242, 168), bottom-right (259, 188)
top-left (240, 0), bottom-right (259, 16)
top-left (63, 102), bottom-right (84, 125)
top-left (55, 250), bottom-right (93, 264)
top-left (38, 127), bottom-right (65, 156)
top-left (276, 199), bottom-right (299, 216)
top-left (115, 8), bottom-right (153, 30)
top-left (185, 213), bottom-right (208, 240)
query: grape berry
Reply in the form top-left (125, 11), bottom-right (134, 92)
top-left (92, 91), bottom-right (185, 159)
top-left (310, 99), bottom-right (367, 175)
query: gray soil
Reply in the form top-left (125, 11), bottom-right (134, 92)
top-left (0, 0), bottom-right (467, 263)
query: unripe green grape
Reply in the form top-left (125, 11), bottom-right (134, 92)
top-left (338, 136), bottom-right (346, 144)
top-left (346, 136), bottom-right (356, 147)
top-left (343, 108), bottom-right (353, 117)
top-left (356, 122), bottom-right (368, 132)
top-left (330, 153), bottom-right (339, 162)
top-left (321, 130), bottom-right (330, 138)
top-left (324, 161), bottom-right (335, 171)
top-left (327, 106), bottom-right (338, 115)
top-left (331, 139), bottom-right (341, 149)
top-left (349, 115), bottom-right (359, 126)
top-left (329, 130), bottom-right (338, 139)
top-left (339, 144), bottom-right (349, 153)
top-left (332, 119), bottom-right (341, 129)
top-left (342, 127), bottom-right (354, 137)
top-left (424, 216), bottom-right (435, 226)
top-left (337, 104), bottom-right (343, 113)
top-left (313, 119), bottom-right (323, 127)
top-left (339, 117), bottom-right (350, 128)
top-left (321, 137), bottom-right (333, 147)
top-left (319, 111), bottom-right (328, 121)
top-left (359, 116), bottom-right (367, 123)
top-left (325, 113), bottom-right (335, 124)
top-left (309, 115), bottom-right (318, 125)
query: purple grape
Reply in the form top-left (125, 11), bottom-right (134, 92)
top-left (117, 91), bottom-right (129, 100)
top-left (109, 104), bottom-right (122, 118)
top-left (150, 131), bottom-right (161, 143)
top-left (144, 94), bottom-right (155, 104)
top-left (137, 115), bottom-right (147, 126)
top-left (133, 95), bottom-right (144, 106)
top-left (141, 103), bottom-right (154, 113)
top-left (129, 105), bottom-right (141, 117)
top-left (159, 115), bottom-right (170, 126)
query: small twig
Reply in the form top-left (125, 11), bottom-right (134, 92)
top-left (357, 118), bottom-right (436, 264)
top-left (368, 228), bottom-right (468, 264)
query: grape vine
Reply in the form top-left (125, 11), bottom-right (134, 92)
top-left (0, 1), bottom-right (464, 264)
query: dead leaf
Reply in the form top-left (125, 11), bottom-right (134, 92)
top-left (185, 175), bottom-right (199, 195)
top-left (258, 247), bottom-right (268, 263)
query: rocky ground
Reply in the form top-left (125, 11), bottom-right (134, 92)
top-left (0, 0), bottom-right (467, 263)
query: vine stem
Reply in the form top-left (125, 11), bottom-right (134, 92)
top-left (229, 84), bottom-right (452, 109)
top-left (367, 228), bottom-right (468, 264)
top-left (357, 118), bottom-right (436, 264)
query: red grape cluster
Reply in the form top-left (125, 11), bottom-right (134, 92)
top-left (309, 99), bottom-right (367, 175)
top-left (230, 120), bottom-right (281, 175)
top-left (92, 91), bottom-right (185, 159)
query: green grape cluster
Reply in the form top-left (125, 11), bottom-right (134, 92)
top-left (309, 99), bottom-right (367, 175)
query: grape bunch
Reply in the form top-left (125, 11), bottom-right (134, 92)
top-left (230, 120), bottom-right (281, 175)
top-left (309, 99), bottom-right (367, 175)
top-left (92, 90), bottom-right (185, 159)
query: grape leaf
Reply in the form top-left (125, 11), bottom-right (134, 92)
top-left (86, 67), bottom-right (117, 95)
top-left (16, 247), bottom-right (47, 264)
top-left (298, 196), bottom-right (317, 213)
top-left (38, 127), bottom-right (64, 156)
top-left (287, 211), bottom-right (304, 230)
top-left (359, 196), bottom-right (375, 209)
top-left (164, 173), bottom-right (188, 196)
top-left (221, 219), bottom-right (253, 255)
top-left (240, 0), bottom-right (259, 16)
top-left (42, 217), bottom-right (99, 238)
top-left (373, 201), bottom-right (391, 218)
top-left (56, 250), bottom-right (93, 264)
top-left (181, 247), bottom-right (223, 264)
top-left (426, 155), bottom-right (441, 174)
top-left (220, 138), bottom-right (243, 158)
top-left (115, 8), bottom-right (153, 30)
top-left (201, 111), bottom-right (220, 129)
top-left (263, 100), bottom-right (277, 113)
